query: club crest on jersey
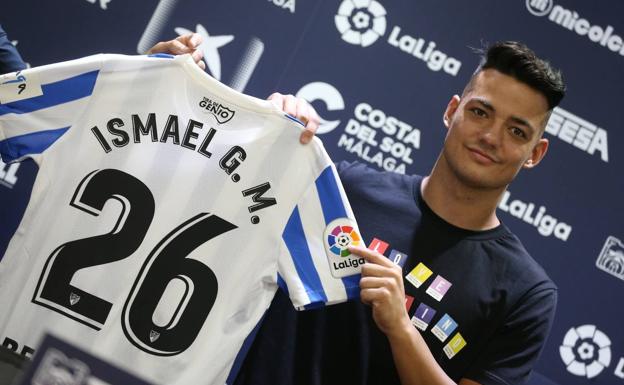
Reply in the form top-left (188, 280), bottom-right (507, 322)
top-left (199, 97), bottom-right (235, 124)
top-left (324, 218), bottom-right (364, 278)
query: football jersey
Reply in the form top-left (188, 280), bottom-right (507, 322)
top-left (0, 54), bottom-right (364, 385)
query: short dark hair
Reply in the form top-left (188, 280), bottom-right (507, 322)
top-left (467, 41), bottom-right (565, 110)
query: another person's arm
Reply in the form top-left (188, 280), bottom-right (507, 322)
top-left (0, 24), bottom-right (26, 74)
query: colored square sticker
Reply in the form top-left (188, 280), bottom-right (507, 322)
top-left (405, 295), bottom-right (415, 312)
top-left (405, 262), bottom-right (433, 288)
top-left (388, 249), bottom-right (408, 268)
top-left (411, 303), bottom-right (436, 331)
top-left (368, 238), bottom-right (389, 254)
top-left (425, 275), bottom-right (452, 301)
top-left (443, 333), bottom-right (467, 359)
top-left (431, 314), bottom-right (457, 342)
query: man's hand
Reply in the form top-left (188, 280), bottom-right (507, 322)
top-left (147, 33), bottom-right (206, 71)
top-left (267, 92), bottom-right (320, 144)
top-left (349, 245), bottom-right (412, 338)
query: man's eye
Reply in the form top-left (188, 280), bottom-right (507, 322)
top-left (511, 127), bottom-right (527, 139)
top-left (471, 108), bottom-right (487, 117)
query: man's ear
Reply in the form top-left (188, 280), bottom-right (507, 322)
top-left (443, 95), bottom-right (461, 129)
top-left (524, 138), bottom-right (549, 169)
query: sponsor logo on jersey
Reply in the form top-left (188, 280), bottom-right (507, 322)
top-left (334, 0), bottom-right (461, 76)
top-left (199, 97), bottom-right (236, 124)
top-left (324, 218), bottom-right (364, 278)
top-left (560, 324), bottom-right (612, 379)
top-left (498, 190), bottom-right (572, 241)
top-left (546, 107), bottom-right (609, 162)
top-left (596, 236), bottom-right (624, 281)
top-left (326, 223), bottom-right (361, 257)
top-left (268, 0), bottom-right (295, 13)
top-left (527, 0), bottom-right (624, 57)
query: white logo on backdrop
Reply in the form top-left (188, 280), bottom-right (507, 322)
top-left (546, 107), bottom-right (609, 162)
top-left (175, 24), bottom-right (234, 81)
top-left (268, 0), bottom-right (295, 13)
top-left (596, 236), bottom-right (624, 281)
top-left (498, 190), bottom-right (572, 241)
top-left (335, 0), bottom-right (387, 47)
top-left (333, 1), bottom-right (461, 76)
top-left (526, 0), bottom-right (553, 17)
top-left (526, 0), bottom-right (624, 57)
top-left (560, 325), bottom-right (611, 379)
top-left (84, 0), bottom-right (111, 10)
top-left (295, 82), bottom-right (345, 134)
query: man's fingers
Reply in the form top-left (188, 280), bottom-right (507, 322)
top-left (148, 39), bottom-right (191, 55)
top-left (176, 33), bottom-right (202, 49)
top-left (268, 92), bottom-right (285, 110)
top-left (300, 128), bottom-right (315, 144)
top-left (282, 94), bottom-right (298, 117)
top-left (360, 287), bottom-right (390, 305)
top-left (360, 276), bottom-right (394, 289)
top-left (360, 262), bottom-right (391, 278)
top-left (349, 245), bottom-right (394, 267)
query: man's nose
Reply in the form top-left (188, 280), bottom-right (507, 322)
top-left (478, 123), bottom-right (503, 148)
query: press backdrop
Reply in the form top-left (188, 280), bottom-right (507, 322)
top-left (1, 1), bottom-right (623, 384)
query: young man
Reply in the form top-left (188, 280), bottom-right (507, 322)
top-left (234, 41), bottom-right (564, 385)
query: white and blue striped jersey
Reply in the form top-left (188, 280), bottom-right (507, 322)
top-left (0, 54), bottom-right (363, 385)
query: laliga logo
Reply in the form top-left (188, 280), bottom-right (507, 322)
top-left (560, 325), bottom-right (611, 379)
top-left (335, 0), bottom-right (387, 47)
top-left (327, 224), bottom-right (361, 257)
top-left (296, 82), bottom-right (345, 134)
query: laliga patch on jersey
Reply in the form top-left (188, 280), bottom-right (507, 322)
top-left (324, 218), bottom-right (364, 278)
top-left (0, 70), bottom-right (43, 104)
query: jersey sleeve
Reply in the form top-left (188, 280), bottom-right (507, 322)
top-left (0, 54), bottom-right (104, 163)
top-left (464, 286), bottom-right (558, 385)
top-left (277, 159), bottom-right (363, 311)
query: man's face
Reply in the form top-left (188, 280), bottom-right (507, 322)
top-left (440, 68), bottom-right (550, 191)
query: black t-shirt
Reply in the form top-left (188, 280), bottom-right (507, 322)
top-left (234, 161), bottom-right (557, 385)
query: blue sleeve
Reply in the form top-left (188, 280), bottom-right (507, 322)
top-left (0, 25), bottom-right (27, 74)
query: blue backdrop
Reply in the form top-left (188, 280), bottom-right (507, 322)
top-left (1, 1), bottom-right (623, 384)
